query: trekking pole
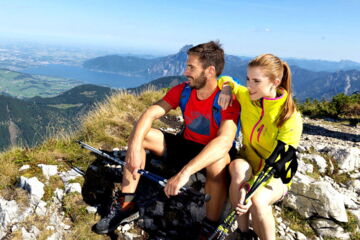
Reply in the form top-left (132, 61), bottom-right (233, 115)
top-left (76, 140), bottom-right (210, 202)
top-left (209, 164), bottom-right (275, 240)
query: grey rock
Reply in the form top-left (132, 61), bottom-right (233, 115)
top-left (19, 165), bottom-right (30, 171)
top-left (54, 188), bottom-right (64, 202)
top-left (284, 176), bottom-right (348, 222)
top-left (46, 232), bottom-right (62, 240)
top-left (0, 199), bottom-right (19, 238)
top-left (311, 218), bottom-right (350, 239)
top-left (86, 206), bottom-right (97, 214)
top-left (35, 200), bottom-right (47, 216)
top-left (37, 164), bottom-right (58, 180)
top-left (59, 169), bottom-right (82, 183)
top-left (18, 176), bottom-right (44, 204)
top-left (64, 183), bottom-right (82, 194)
top-left (295, 231), bottom-right (307, 240)
top-left (328, 147), bottom-right (360, 172)
top-left (310, 154), bottom-right (328, 173)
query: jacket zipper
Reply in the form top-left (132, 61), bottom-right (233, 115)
top-left (250, 99), bottom-right (265, 144)
top-left (257, 124), bottom-right (264, 142)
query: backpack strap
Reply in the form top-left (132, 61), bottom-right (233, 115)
top-left (212, 91), bottom-right (222, 127)
top-left (180, 83), bottom-right (192, 115)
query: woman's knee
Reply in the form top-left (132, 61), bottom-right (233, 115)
top-left (229, 159), bottom-right (252, 183)
top-left (250, 195), bottom-right (272, 216)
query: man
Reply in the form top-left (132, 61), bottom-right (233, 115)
top-left (93, 41), bottom-right (240, 238)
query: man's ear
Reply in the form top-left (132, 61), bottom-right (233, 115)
top-left (206, 65), bottom-right (216, 77)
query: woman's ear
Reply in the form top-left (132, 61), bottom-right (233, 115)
top-left (274, 78), bottom-right (281, 87)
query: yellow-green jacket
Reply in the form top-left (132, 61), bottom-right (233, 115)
top-left (218, 76), bottom-right (303, 186)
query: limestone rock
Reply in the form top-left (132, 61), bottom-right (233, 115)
top-left (309, 154), bottom-right (327, 173)
top-left (35, 200), bottom-right (47, 216)
top-left (328, 147), bottom-right (360, 172)
top-left (311, 218), bottom-right (350, 239)
top-left (19, 165), bottom-right (30, 171)
top-left (64, 183), bottom-right (82, 194)
top-left (59, 169), bottom-right (82, 183)
top-left (18, 176), bottom-right (45, 204)
top-left (285, 175), bottom-right (348, 222)
top-left (38, 164), bottom-right (58, 180)
top-left (0, 199), bottom-right (19, 238)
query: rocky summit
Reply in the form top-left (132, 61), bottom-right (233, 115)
top-left (0, 116), bottom-right (359, 240)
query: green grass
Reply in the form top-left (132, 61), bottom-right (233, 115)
top-left (280, 206), bottom-right (315, 238)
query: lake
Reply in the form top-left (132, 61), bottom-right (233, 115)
top-left (21, 64), bottom-right (149, 89)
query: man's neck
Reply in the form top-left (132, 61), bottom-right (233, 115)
top-left (196, 78), bottom-right (218, 100)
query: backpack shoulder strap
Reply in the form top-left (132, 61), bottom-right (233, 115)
top-left (212, 91), bottom-right (222, 127)
top-left (180, 82), bottom-right (191, 114)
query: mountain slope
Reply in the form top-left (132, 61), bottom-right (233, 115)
top-left (0, 84), bottom-right (113, 150)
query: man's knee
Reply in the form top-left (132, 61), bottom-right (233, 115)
top-left (142, 128), bottom-right (166, 156)
top-left (205, 155), bottom-right (230, 180)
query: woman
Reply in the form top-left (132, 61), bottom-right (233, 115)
top-left (217, 54), bottom-right (303, 240)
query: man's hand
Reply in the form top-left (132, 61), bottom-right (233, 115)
top-left (164, 170), bottom-right (191, 198)
top-left (235, 185), bottom-right (252, 215)
top-left (125, 146), bottom-right (142, 180)
top-left (218, 85), bottom-right (233, 110)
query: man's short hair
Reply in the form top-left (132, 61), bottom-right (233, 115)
top-left (187, 41), bottom-right (225, 77)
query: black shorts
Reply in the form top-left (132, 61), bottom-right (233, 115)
top-left (161, 131), bottom-right (237, 172)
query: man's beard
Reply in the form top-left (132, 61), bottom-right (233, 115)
top-left (188, 72), bottom-right (207, 90)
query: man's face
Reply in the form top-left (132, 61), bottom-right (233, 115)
top-left (183, 55), bottom-right (207, 89)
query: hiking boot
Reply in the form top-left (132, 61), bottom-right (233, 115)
top-left (235, 228), bottom-right (259, 240)
top-left (197, 218), bottom-right (218, 240)
top-left (92, 193), bottom-right (139, 234)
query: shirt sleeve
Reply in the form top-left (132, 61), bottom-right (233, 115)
top-left (277, 111), bottom-right (303, 148)
top-left (162, 82), bottom-right (186, 109)
top-left (220, 94), bottom-right (240, 124)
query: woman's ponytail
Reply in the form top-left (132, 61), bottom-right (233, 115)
top-left (277, 61), bottom-right (296, 127)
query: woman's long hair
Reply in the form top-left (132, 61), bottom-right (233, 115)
top-left (248, 54), bottom-right (296, 127)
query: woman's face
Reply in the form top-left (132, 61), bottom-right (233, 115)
top-left (246, 66), bottom-right (278, 101)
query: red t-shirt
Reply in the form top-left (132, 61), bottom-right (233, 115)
top-left (163, 82), bottom-right (240, 145)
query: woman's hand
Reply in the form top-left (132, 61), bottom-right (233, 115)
top-left (235, 185), bottom-right (252, 215)
top-left (218, 85), bottom-right (233, 110)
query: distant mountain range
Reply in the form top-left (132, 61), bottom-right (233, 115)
top-left (0, 84), bottom-right (113, 150)
top-left (128, 69), bottom-right (360, 101)
top-left (84, 45), bottom-right (360, 100)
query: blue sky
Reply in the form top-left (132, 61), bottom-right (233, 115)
top-left (1, 0), bottom-right (359, 61)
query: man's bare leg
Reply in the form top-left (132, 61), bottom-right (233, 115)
top-left (204, 155), bottom-right (231, 221)
top-left (121, 128), bottom-right (166, 193)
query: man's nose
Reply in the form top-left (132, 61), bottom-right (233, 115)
top-left (183, 68), bottom-right (190, 76)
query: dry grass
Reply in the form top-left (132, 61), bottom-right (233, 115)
top-left (62, 193), bottom-right (105, 240)
top-left (0, 89), bottom-right (181, 240)
top-left (81, 89), bottom-right (170, 148)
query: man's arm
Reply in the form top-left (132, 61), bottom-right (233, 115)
top-left (164, 119), bottom-right (237, 196)
top-left (126, 99), bottom-right (173, 177)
